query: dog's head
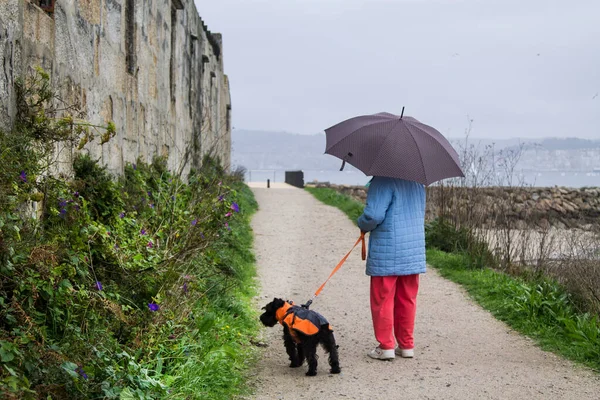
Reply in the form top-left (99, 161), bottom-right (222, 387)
top-left (259, 297), bottom-right (288, 327)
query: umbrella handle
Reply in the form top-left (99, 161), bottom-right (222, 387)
top-left (340, 152), bottom-right (353, 171)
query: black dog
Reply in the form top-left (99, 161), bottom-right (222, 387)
top-left (259, 298), bottom-right (341, 376)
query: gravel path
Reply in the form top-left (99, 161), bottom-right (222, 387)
top-left (247, 183), bottom-right (600, 400)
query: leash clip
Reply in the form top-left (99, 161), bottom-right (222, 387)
top-left (301, 298), bottom-right (313, 309)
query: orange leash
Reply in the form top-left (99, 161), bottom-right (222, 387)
top-left (301, 232), bottom-right (366, 309)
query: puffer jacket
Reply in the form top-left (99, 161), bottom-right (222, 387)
top-left (357, 177), bottom-right (426, 276)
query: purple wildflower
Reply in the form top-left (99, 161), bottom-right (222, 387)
top-left (95, 281), bottom-right (103, 291)
top-left (20, 171), bottom-right (27, 183)
top-left (147, 191), bottom-right (152, 197)
top-left (182, 282), bottom-right (188, 294)
top-left (59, 208), bottom-right (67, 218)
top-left (140, 229), bottom-right (147, 235)
top-left (225, 222), bottom-right (231, 231)
top-left (74, 204), bottom-right (80, 211)
top-left (225, 212), bottom-right (232, 217)
top-left (231, 202), bottom-right (240, 213)
top-left (150, 203), bottom-right (155, 209)
top-left (171, 195), bottom-right (175, 201)
top-left (75, 367), bottom-right (88, 380)
top-left (119, 212), bottom-right (125, 218)
top-left (133, 163), bottom-right (137, 170)
top-left (147, 241), bottom-right (154, 249)
top-left (148, 303), bottom-right (159, 312)
top-left (114, 243), bottom-right (119, 250)
top-left (200, 232), bottom-right (205, 239)
top-left (218, 195), bottom-right (224, 202)
top-left (73, 191), bottom-right (80, 198)
top-left (191, 219), bottom-right (198, 227)
top-left (58, 199), bottom-right (68, 208)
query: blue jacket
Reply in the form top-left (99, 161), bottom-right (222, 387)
top-left (357, 177), bottom-right (426, 276)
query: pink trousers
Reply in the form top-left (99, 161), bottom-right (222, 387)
top-left (370, 274), bottom-right (420, 350)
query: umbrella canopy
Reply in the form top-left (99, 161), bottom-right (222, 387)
top-left (324, 111), bottom-right (464, 186)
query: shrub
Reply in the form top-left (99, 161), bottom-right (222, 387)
top-left (425, 218), bottom-right (495, 269)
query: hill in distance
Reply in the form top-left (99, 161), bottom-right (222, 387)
top-left (231, 129), bottom-right (600, 171)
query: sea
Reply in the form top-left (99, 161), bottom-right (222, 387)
top-left (245, 169), bottom-right (600, 188)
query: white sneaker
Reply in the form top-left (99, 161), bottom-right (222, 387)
top-left (395, 348), bottom-right (414, 358)
top-left (367, 346), bottom-right (395, 360)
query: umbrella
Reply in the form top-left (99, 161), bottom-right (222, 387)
top-left (324, 108), bottom-right (464, 186)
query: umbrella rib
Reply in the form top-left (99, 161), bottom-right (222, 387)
top-left (367, 119), bottom-right (402, 176)
top-left (404, 122), bottom-right (428, 185)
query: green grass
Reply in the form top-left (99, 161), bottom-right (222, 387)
top-left (306, 186), bottom-right (600, 373)
top-left (304, 187), bottom-right (364, 225)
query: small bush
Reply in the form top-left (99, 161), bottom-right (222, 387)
top-left (425, 218), bottom-right (495, 269)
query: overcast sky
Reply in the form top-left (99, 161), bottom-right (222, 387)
top-left (195, 0), bottom-right (599, 139)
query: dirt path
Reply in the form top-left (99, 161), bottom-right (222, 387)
top-left (247, 183), bottom-right (600, 400)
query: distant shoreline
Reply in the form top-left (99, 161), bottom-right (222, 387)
top-left (244, 169), bottom-right (600, 189)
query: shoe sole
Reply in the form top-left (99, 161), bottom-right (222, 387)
top-left (368, 354), bottom-right (395, 361)
top-left (395, 350), bottom-right (414, 358)
top-left (368, 356), bottom-right (394, 361)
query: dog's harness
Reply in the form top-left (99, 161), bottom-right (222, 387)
top-left (276, 301), bottom-right (331, 343)
top-left (301, 232), bottom-right (366, 309)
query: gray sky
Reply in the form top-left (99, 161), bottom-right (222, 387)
top-left (196, 0), bottom-right (600, 139)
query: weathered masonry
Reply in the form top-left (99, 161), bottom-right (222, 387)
top-left (0, 0), bottom-right (231, 175)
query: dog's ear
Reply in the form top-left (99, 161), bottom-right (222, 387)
top-left (272, 298), bottom-right (285, 309)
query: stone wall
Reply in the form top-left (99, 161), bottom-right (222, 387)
top-left (313, 183), bottom-right (600, 229)
top-left (0, 0), bottom-right (231, 176)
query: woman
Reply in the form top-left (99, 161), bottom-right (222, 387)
top-left (357, 176), bottom-right (426, 360)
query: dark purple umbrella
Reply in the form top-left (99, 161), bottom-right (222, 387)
top-left (324, 109), bottom-right (464, 186)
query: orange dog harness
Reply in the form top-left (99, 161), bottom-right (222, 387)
top-left (275, 301), bottom-right (332, 343)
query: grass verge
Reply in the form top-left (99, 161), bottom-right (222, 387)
top-left (304, 187), bottom-right (363, 224)
top-left (164, 183), bottom-right (261, 399)
top-left (427, 249), bottom-right (599, 371)
top-left (305, 186), bottom-right (600, 372)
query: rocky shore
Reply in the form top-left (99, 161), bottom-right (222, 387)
top-left (307, 182), bottom-right (600, 229)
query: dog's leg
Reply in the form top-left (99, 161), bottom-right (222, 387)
top-left (322, 330), bottom-right (341, 374)
top-left (296, 342), bottom-right (305, 366)
top-left (304, 342), bottom-right (319, 376)
top-left (283, 327), bottom-right (301, 368)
